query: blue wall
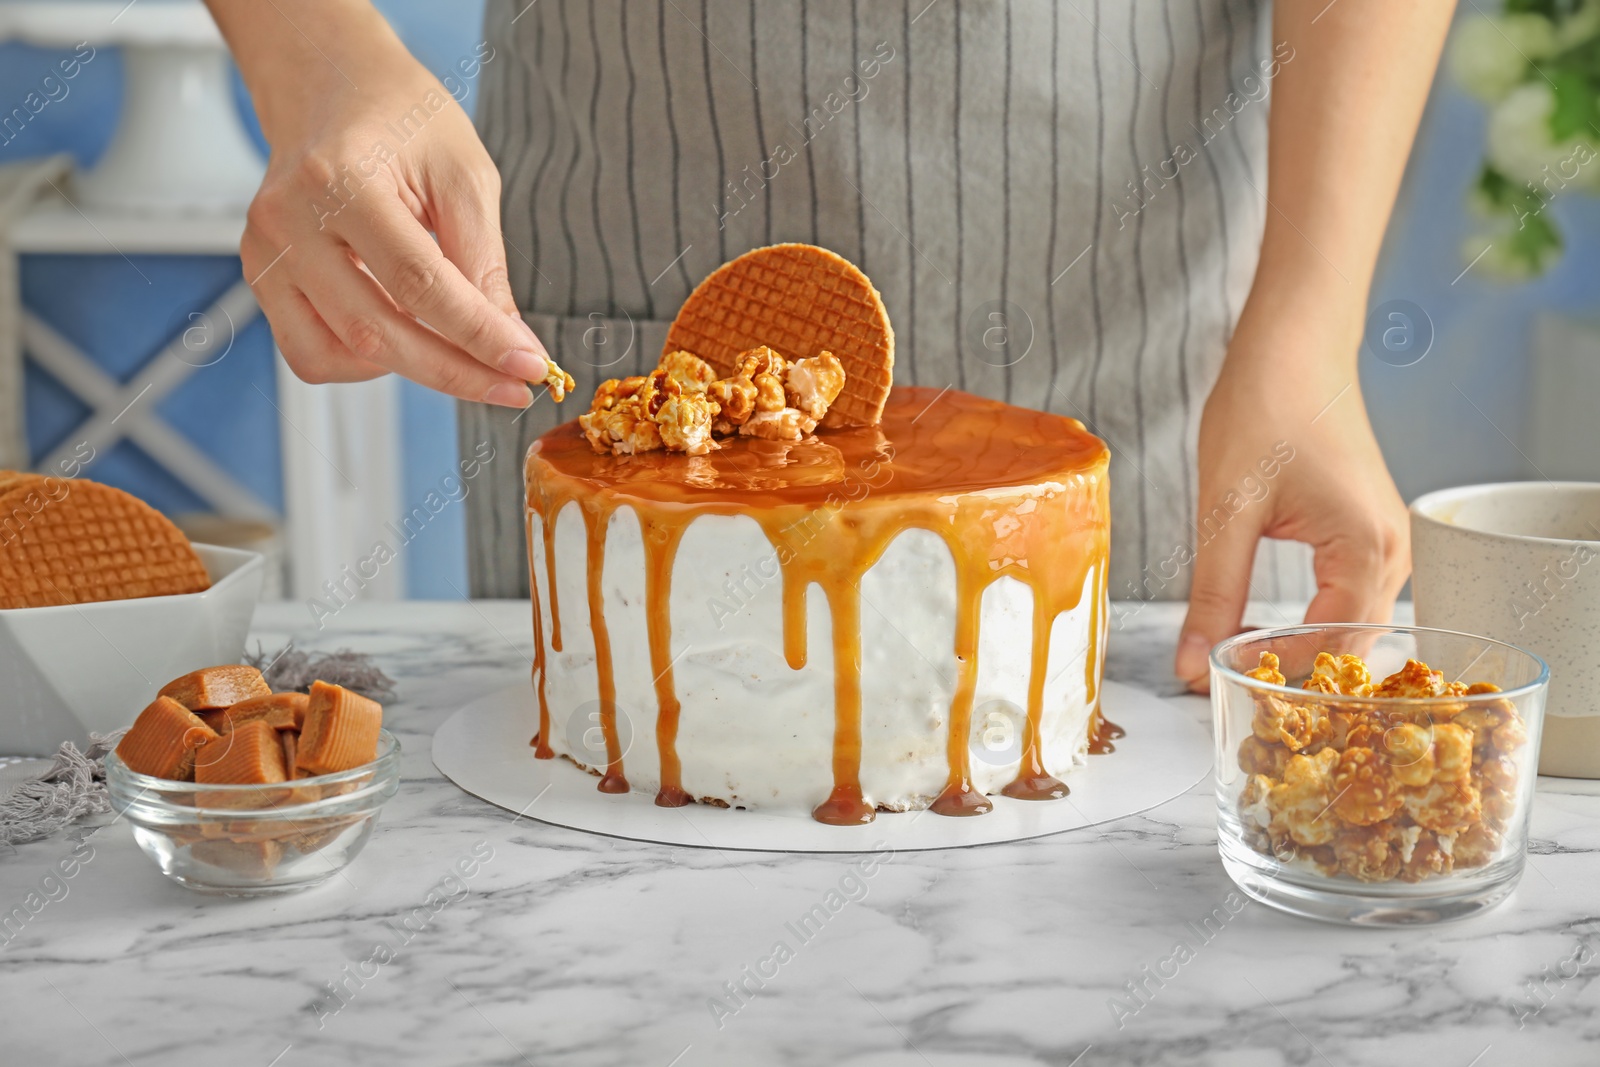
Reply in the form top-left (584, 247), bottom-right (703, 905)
top-left (1, 0), bottom-right (487, 599)
top-left (1365, 78), bottom-right (1600, 499)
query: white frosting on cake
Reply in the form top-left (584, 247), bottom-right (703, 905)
top-left (533, 502), bottom-right (1101, 813)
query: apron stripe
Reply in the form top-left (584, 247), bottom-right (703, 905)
top-left (1160, 0), bottom-right (1197, 542)
top-left (901, 0), bottom-right (917, 386)
top-left (749, 0), bottom-right (772, 246)
top-left (621, 1), bottom-right (652, 321)
top-left (952, 0), bottom-right (964, 394)
top-left (1044, 0), bottom-right (1061, 414)
top-left (999, 0), bottom-right (1012, 406)
top-left (1128, 1), bottom-right (1153, 582)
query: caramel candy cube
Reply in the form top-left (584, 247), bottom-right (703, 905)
top-left (160, 665), bottom-right (271, 711)
top-left (280, 731), bottom-right (298, 778)
top-left (296, 681), bottom-right (383, 776)
top-left (190, 837), bottom-right (283, 878)
top-left (115, 696), bottom-right (218, 780)
top-left (195, 720), bottom-right (288, 785)
top-left (212, 692), bottom-right (309, 734)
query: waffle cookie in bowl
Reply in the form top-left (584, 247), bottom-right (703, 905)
top-left (0, 474), bottom-right (262, 754)
top-left (522, 245), bottom-right (1115, 825)
top-left (0, 474), bottom-right (210, 608)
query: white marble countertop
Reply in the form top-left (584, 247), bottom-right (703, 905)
top-left (3, 600), bottom-right (1598, 1067)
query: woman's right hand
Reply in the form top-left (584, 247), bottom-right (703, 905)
top-left (208, 0), bottom-right (546, 407)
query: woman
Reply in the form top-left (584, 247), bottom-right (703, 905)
top-left (204, 0), bottom-right (1446, 690)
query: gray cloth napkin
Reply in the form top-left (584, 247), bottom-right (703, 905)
top-left (0, 733), bottom-right (118, 846)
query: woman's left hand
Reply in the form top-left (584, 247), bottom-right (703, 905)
top-left (1173, 313), bottom-right (1411, 692)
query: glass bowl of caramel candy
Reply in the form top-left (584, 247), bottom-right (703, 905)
top-left (106, 729), bottom-right (401, 897)
top-left (1211, 624), bottom-right (1548, 925)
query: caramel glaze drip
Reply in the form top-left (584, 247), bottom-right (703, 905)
top-left (643, 514), bottom-right (693, 806)
top-left (524, 387), bottom-right (1111, 824)
top-left (1088, 709), bottom-right (1127, 755)
top-left (527, 510), bottom-right (553, 759)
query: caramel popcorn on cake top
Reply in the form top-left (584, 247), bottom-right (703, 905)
top-left (579, 346), bottom-right (848, 457)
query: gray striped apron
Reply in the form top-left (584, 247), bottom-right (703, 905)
top-left (461, 0), bottom-right (1316, 605)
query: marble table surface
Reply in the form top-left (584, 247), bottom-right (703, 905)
top-left (3, 599), bottom-right (1598, 1067)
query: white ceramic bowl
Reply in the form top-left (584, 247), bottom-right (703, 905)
top-left (1411, 482), bottom-right (1600, 777)
top-left (0, 544), bottom-right (264, 755)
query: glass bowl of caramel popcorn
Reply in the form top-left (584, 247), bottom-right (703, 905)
top-left (1211, 624), bottom-right (1548, 926)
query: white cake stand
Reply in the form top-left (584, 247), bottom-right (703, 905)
top-left (433, 680), bottom-right (1213, 853)
top-left (0, 0), bottom-right (265, 213)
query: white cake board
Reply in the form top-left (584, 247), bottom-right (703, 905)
top-left (432, 681), bottom-right (1212, 853)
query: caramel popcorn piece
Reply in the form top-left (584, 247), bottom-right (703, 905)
top-left (1252, 693), bottom-right (1330, 752)
top-left (708, 375), bottom-right (758, 429)
top-left (1405, 778), bottom-right (1482, 835)
top-left (1492, 712), bottom-right (1529, 755)
top-left (735, 345), bottom-right (787, 379)
top-left (1373, 659), bottom-right (1446, 698)
top-left (1245, 651), bottom-right (1286, 687)
top-left (752, 372), bottom-right (786, 413)
top-left (1430, 722), bottom-right (1474, 783)
top-left (742, 408), bottom-right (816, 442)
top-left (1301, 673), bottom-right (1339, 696)
top-left (786, 352), bottom-right (847, 420)
top-left (1305, 652), bottom-right (1373, 697)
top-left (659, 349), bottom-right (716, 393)
top-left (1334, 824), bottom-right (1404, 883)
top-left (1332, 747), bottom-right (1405, 826)
top-left (656, 389), bottom-right (717, 456)
top-left (1448, 823), bottom-right (1501, 869)
top-left (580, 375), bottom-right (664, 456)
top-left (1238, 735), bottom-right (1290, 778)
top-left (1300, 844), bottom-right (1342, 876)
top-left (1398, 827), bottom-right (1453, 883)
top-left (1267, 748), bottom-right (1340, 846)
top-left (1382, 722), bottom-right (1435, 787)
top-left (1239, 773), bottom-right (1274, 832)
top-left (541, 357), bottom-right (577, 402)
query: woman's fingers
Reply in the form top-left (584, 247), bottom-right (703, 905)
top-left (269, 288), bottom-right (388, 385)
top-left (428, 163), bottom-right (520, 314)
top-left (243, 234), bottom-right (386, 385)
top-left (337, 192), bottom-right (548, 383)
top-left (1175, 504), bottom-right (1264, 692)
top-left (297, 247), bottom-right (532, 407)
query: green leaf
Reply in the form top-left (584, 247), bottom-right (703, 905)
top-left (1506, 209), bottom-right (1563, 272)
top-left (1477, 165), bottom-right (1516, 208)
top-left (1548, 67), bottom-right (1596, 139)
top-left (1505, 0), bottom-right (1557, 17)
top-left (1506, 0), bottom-right (1585, 21)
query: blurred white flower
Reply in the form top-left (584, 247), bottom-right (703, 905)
top-left (1449, 14), bottom-right (1553, 102)
top-left (1486, 82), bottom-right (1600, 189)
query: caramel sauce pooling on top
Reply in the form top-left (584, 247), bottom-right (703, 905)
top-left (525, 386), bottom-right (1112, 824)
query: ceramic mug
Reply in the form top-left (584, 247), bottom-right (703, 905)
top-left (1410, 482), bottom-right (1600, 778)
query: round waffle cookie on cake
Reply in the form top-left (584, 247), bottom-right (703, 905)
top-left (524, 244), bottom-right (1113, 824)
